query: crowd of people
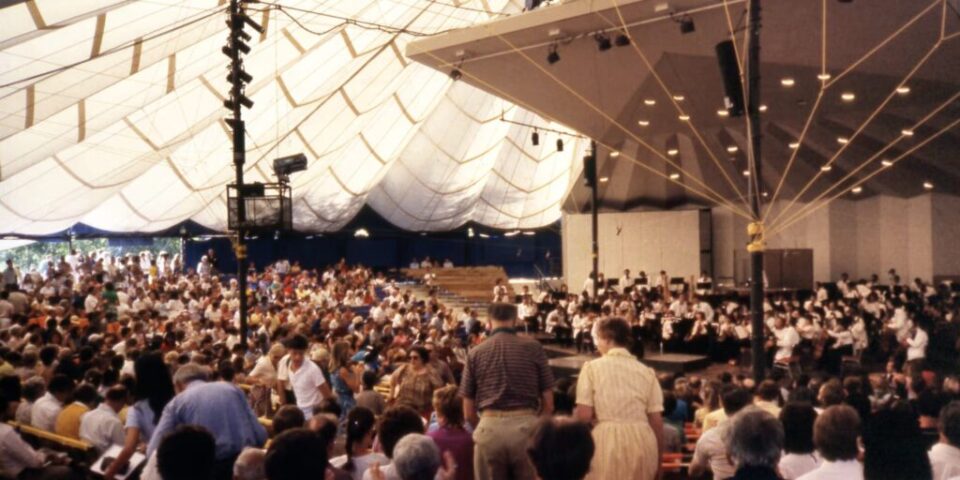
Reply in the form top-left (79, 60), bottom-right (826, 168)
top-left (1, 249), bottom-right (960, 480)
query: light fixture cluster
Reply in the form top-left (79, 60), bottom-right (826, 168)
top-left (530, 129), bottom-right (566, 152)
top-left (222, 2), bottom-right (263, 114)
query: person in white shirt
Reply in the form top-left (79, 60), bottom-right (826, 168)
top-left (906, 320), bottom-right (929, 369)
top-left (283, 335), bottom-right (333, 417)
top-left (79, 385), bottom-right (127, 453)
top-left (690, 387), bottom-right (753, 479)
top-left (31, 375), bottom-right (74, 432)
top-left (930, 401), bottom-right (960, 480)
top-left (779, 402), bottom-right (821, 480)
top-left (771, 316), bottom-right (800, 365)
top-left (1, 394), bottom-right (74, 480)
top-left (797, 405), bottom-right (862, 480)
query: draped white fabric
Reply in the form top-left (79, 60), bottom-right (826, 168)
top-left (0, 0), bottom-right (581, 234)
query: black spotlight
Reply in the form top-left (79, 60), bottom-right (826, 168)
top-left (449, 68), bottom-right (462, 81)
top-left (595, 32), bottom-right (612, 51)
top-left (675, 14), bottom-right (695, 34)
top-left (547, 44), bottom-right (560, 64)
top-left (531, 131), bottom-right (540, 146)
top-left (615, 32), bottom-right (631, 47)
top-left (556, 138), bottom-right (564, 152)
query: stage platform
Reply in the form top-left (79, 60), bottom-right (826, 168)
top-left (543, 343), bottom-right (711, 377)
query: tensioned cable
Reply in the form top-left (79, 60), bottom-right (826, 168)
top-left (468, 23), bottom-right (753, 218)
top-left (605, 0), bottom-right (752, 213)
top-left (767, 91), bottom-right (960, 233)
top-left (764, 0), bottom-right (942, 222)
top-left (767, 36), bottom-right (946, 229)
top-left (766, 116), bottom-right (960, 237)
top-left (405, 40), bottom-right (755, 220)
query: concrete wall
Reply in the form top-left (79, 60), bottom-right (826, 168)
top-left (562, 193), bottom-right (958, 286)
top-left (562, 209), bottom-right (701, 289)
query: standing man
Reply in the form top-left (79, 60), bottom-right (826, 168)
top-left (2, 259), bottom-right (18, 291)
top-left (281, 334), bottom-right (333, 418)
top-left (460, 303), bottom-right (555, 480)
top-left (147, 363), bottom-right (267, 480)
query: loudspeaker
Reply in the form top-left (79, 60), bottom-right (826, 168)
top-left (715, 40), bottom-right (745, 117)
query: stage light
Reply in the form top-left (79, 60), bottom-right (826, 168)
top-left (673, 94), bottom-right (685, 101)
top-left (556, 138), bottom-right (564, 152)
top-left (547, 44), bottom-right (560, 64)
top-left (644, 98), bottom-right (656, 106)
top-left (841, 92), bottom-right (855, 102)
top-left (678, 114), bottom-right (690, 121)
top-left (781, 77), bottom-right (795, 87)
top-left (523, 231), bottom-right (536, 236)
top-left (717, 109), bottom-right (730, 117)
top-left (594, 32), bottom-right (612, 51)
top-left (852, 186), bottom-right (863, 194)
top-left (224, 95), bottom-right (254, 110)
top-left (881, 159), bottom-right (893, 167)
top-left (615, 32), bottom-right (631, 46)
top-left (788, 141), bottom-right (800, 149)
top-left (821, 165), bottom-right (833, 172)
top-left (901, 129), bottom-right (914, 137)
top-left (226, 69), bottom-right (253, 84)
top-left (837, 137), bottom-right (849, 144)
top-left (599, 176), bottom-right (609, 183)
top-left (638, 120), bottom-right (650, 126)
top-left (467, 227), bottom-right (475, 238)
top-left (742, 170), bottom-right (751, 176)
top-left (727, 145), bottom-right (738, 153)
top-left (924, 181), bottom-right (934, 190)
top-left (531, 131), bottom-right (539, 146)
top-left (674, 14), bottom-right (695, 34)
top-left (896, 85), bottom-right (911, 95)
top-left (478, 233), bottom-right (490, 238)
top-left (610, 151), bottom-right (620, 158)
top-left (667, 148), bottom-right (679, 156)
top-left (505, 230), bottom-right (520, 237)
top-left (758, 104), bottom-right (768, 112)
top-left (354, 228), bottom-right (370, 238)
top-left (273, 153), bottom-right (307, 179)
top-left (669, 173), bottom-right (680, 180)
top-left (817, 72), bottom-right (831, 81)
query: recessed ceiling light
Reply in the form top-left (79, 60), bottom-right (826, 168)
top-left (667, 148), bottom-right (679, 156)
top-left (923, 181), bottom-right (933, 190)
top-left (781, 77), bottom-right (795, 87)
top-left (609, 151), bottom-right (620, 158)
top-left (727, 145), bottom-right (739, 153)
top-left (901, 129), bottom-right (914, 137)
top-left (717, 109), bottom-right (730, 117)
top-left (678, 114), bottom-right (690, 121)
top-left (881, 159), bottom-right (893, 167)
top-left (638, 120), bottom-right (650, 127)
top-left (762, 191), bottom-right (769, 197)
top-left (669, 173), bottom-right (680, 180)
top-left (817, 73), bottom-right (832, 81)
top-left (896, 85), bottom-right (911, 95)
top-left (788, 142), bottom-right (800, 149)
top-left (742, 170), bottom-right (751, 176)
top-left (673, 94), bottom-right (685, 101)
top-left (821, 165), bottom-right (833, 172)
top-left (599, 176), bottom-right (610, 183)
top-left (758, 104), bottom-right (768, 112)
top-left (837, 136), bottom-right (849, 144)
top-left (644, 98), bottom-right (656, 106)
top-left (841, 92), bottom-right (856, 102)
top-left (852, 186), bottom-right (863, 194)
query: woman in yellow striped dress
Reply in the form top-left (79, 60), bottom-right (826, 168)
top-left (575, 316), bottom-right (665, 480)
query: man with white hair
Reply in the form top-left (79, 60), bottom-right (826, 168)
top-left (234, 447), bottom-right (266, 480)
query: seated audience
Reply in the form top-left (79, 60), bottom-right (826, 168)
top-left (356, 370), bottom-right (386, 416)
top-left (54, 382), bottom-right (97, 439)
top-left (154, 425), bottom-right (218, 480)
top-left (265, 428), bottom-right (329, 480)
top-left (0, 391), bottom-right (77, 480)
top-left (31, 374), bottom-right (73, 432)
top-left (331, 406), bottom-right (388, 480)
top-left (726, 408), bottom-right (784, 480)
top-left (361, 406), bottom-right (425, 480)
top-left (233, 447), bottom-right (266, 480)
top-left (863, 403), bottom-right (933, 480)
top-left (690, 386), bottom-right (752, 479)
top-left (526, 416), bottom-right (594, 480)
top-left (78, 384), bottom-right (126, 452)
top-left (271, 405), bottom-right (305, 437)
top-left (930, 401), bottom-right (960, 480)
top-left (778, 402), bottom-right (820, 479)
top-left (798, 405), bottom-right (861, 480)
top-left (427, 385), bottom-right (473, 480)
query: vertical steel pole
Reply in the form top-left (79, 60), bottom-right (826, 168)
top-left (747, 0), bottom-right (765, 383)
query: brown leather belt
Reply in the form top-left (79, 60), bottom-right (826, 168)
top-left (481, 409), bottom-right (536, 418)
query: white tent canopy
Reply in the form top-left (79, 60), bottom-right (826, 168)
top-left (0, 0), bottom-right (582, 235)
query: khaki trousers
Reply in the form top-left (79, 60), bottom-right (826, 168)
top-left (473, 413), bottom-right (538, 480)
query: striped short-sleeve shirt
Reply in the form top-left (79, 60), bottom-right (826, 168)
top-left (459, 329), bottom-right (555, 411)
